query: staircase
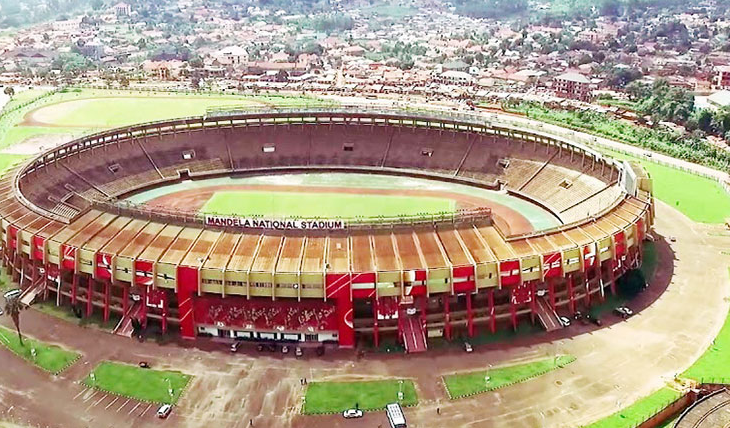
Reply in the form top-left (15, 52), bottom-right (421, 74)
top-left (113, 300), bottom-right (143, 337)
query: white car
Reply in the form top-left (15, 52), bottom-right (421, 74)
top-left (614, 306), bottom-right (634, 319)
top-left (463, 342), bottom-right (473, 353)
top-left (559, 316), bottom-right (571, 327)
top-left (156, 404), bottom-right (172, 419)
top-left (3, 289), bottom-right (21, 300)
top-left (342, 409), bottom-right (363, 419)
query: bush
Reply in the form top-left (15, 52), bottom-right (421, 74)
top-left (617, 268), bottom-right (646, 298)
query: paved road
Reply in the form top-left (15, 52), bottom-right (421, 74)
top-left (0, 200), bottom-right (728, 428)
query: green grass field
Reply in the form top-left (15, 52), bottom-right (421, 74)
top-left (0, 153), bottom-right (27, 174)
top-left (0, 88), bottom-right (335, 150)
top-left (83, 361), bottom-right (192, 404)
top-left (603, 149), bottom-right (730, 224)
top-left (682, 268), bottom-right (730, 383)
top-left (583, 387), bottom-right (682, 428)
top-left (443, 355), bottom-right (576, 399)
top-left (303, 379), bottom-right (418, 414)
top-left (0, 326), bottom-right (80, 374)
top-left (201, 190), bottom-right (456, 218)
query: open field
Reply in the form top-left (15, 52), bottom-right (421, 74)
top-left (202, 190), bottom-right (456, 218)
top-left (33, 301), bottom-right (121, 332)
top-left (602, 148), bottom-right (730, 224)
top-left (83, 361), bottom-right (192, 404)
top-left (682, 268), bottom-right (730, 383)
top-left (0, 326), bottom-right (80, 375)
top-left (443, 355), bottom-right (576, 399)
top-left (303, 379), bottom-right (418, 414)
top-left (0, 88), bottom-right (335, 151)
top-left (583, 387), bottom-right (682, 428)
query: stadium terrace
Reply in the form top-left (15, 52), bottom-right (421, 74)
top-left (0, 107), bottom-right (653, 353)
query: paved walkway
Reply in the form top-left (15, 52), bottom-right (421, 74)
top-left (0, 200), bottom-right (728, 428)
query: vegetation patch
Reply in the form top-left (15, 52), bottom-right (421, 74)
top-left (303, 379), bottom-right (418, 414)
top-left (33, 301), bottom-right (121, 332)
top-left (443, 355), bottom-right (575, 399)
top-left (603, 149), bottom-right (730, 224)
top-left (583, 387), bottom-right (682, 428)
top-left (83, 361), bottom-right (192, 404)
top-left (0, 326), bottom-right (80, 375)
top-left (683, 269), bottom-right (730, 383)
top-left (202, 190), bottom-right (455, 218)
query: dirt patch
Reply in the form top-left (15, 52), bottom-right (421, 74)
top-left (143, 183), bottom-right (535, 235)
top-left (0, 133), bottom-right (76, 155)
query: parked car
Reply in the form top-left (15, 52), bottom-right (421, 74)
top-left (536, 289), bottom-right (547, 297)
top-left (138, 361), bottom-right (150, 369)
top-left (230, 342), bottom-right (241, 353)
top-left (3, 289), bottom-right (21, 300)
top-left (614, 306), bottom-right (634, 319)
top-left (282, 345), bottom-right (290, 354)
top-left (591, 316), bottom-right (603, 326)
top-left (256, 344), bottom-right (265, 352)
top-left (295, 346), bottom-right (303, 357)
top-left (463, 342), bottom-right (473, 353)
top-left (670, 236), bottom-right (677, 242)
top-left (559, 316), bottom-right (571, 327)
top-left (156, 404), bottom-right (172, 419)
top-left (342, 409), bottom-right (363, 419)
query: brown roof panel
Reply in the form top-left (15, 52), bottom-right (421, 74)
top-left (437, 229), bottom-right (471, 266)
top-left (372, 232), bottom-right (399, 271)
top-left (456, 227), bottom-right (494, 263)
top-left (477, 226), bottom-right (515, 260)
top-left (351, 234), bottom-right (374, 272)
top-left (50, 210), bottom-right (104, 245)
top-left (136, 225), bottom-right (182, 262)
top-left (326, 236), bottom-right (349, 273)
top-left (275, 236), bottom-right (305, 273)
top-left (204, 233), bottom-right (240, 270)
top-left (250, 235), bottom-right (282, 273)
top-left (101, 219), bottom-right (149, 256)
top-left (181, 230), bottom-right (221, 267)
top-left (394, 231), bottom-right (423, 271)
top-left (413, 230), bottom-right (449, 269)
top-left (228, 234), bottom-right (261, 272)
top-left (83, 216), bottom-right (133, 252)
top-left (301, 236), bottom-right (326, 273)
top-left (159, 227), bottom-right (203, 265)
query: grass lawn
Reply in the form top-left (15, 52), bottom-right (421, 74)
top-left (0, 153), bottom-right (28, 173)
top-left (601, 149), bottom-right (730, 224)
top-left (443, 355), bottom-right (575, 399)
top-left (683, 269), bottom-right (730, 383)
top-left (33, 301), bottom-right (121, 332)
top-left (0, 126), bottom-right (92, 149)
top-left (33, 97), bottom-right (266, 128)
top-left (583, 387), bottom-right (682, 428)
top-left (303, 379), bottom-right (418, 414)
top-left (201, 190), bottom-right (456, 218)
top-left (84, 361), bottom-right (192, 404)
top-left (0, 326), bottom-right (80, 374)
top-left (0, 88), bottom-right (334, 151)
top-left (1, 89), bottom-right (50, 113)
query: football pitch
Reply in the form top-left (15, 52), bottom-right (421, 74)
top-left (201, 190), bottom-right (456, 218)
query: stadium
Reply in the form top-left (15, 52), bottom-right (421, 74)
top-left (0, 107), bottom-right (653, 353)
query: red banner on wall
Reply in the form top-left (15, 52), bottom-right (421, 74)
top-left (96, 252), bottom-right (113, 280)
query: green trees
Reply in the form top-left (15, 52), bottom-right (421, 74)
top-left (4, 295), bottom-right (25, 345)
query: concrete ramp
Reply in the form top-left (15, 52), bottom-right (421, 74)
top-left (113, 301), bottom-right (143, 337)
top-left (401, 316), bottom-right (427, 353)
top-left (19, 279), bottom-right (45, 306)
top-left (536, 296), bottom-right (562, 332)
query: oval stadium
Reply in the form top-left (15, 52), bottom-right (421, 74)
top-left (0, 107), bottom-right (653, 352)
